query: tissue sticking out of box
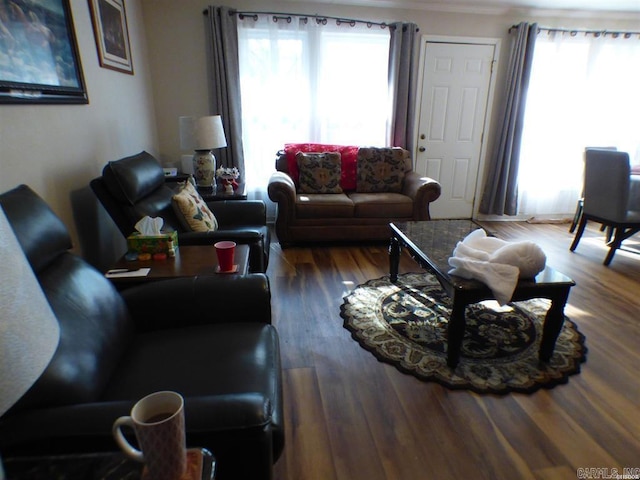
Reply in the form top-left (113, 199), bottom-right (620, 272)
top-left (135, 216), bottom-right (163, 236)
top-left (127, 217), bottom-right (177, 259)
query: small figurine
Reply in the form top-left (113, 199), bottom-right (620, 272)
top-left (216, 166), bottom-right (240, 194)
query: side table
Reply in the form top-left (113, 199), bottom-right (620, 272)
top-left (106, 244), bottom-right (250, 290)
top-left (198, 182), bottom-right (247, 201)
top-left (3, 448), bottom-right (215, 479)
top-left (163, 174), bottom-right (247, 201)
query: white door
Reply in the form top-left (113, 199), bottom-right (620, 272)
top-left (415, 41), bottom-right (496, 219)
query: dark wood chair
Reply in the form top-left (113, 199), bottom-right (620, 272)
top-left (570, 149), bottom-right (640, 265)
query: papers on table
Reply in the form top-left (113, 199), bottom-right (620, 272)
top-left (105, 268), bottom-right (151, 279)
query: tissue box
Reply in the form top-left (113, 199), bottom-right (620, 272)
top-left (126, 231), bottom-right (178, 256)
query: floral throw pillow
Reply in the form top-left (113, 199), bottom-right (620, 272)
top-left (356, 147), bottom-right (406, 193)
top-left (296, 152), bottom-right (343, 194)
top-left (285, 143), bottom-right (359, 190)
top-left (171, 181), bottom-right (218, 232)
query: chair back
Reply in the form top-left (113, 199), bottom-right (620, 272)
top-left (583, 149), bottom-right (631, 222)
top-left (91, 151), bottom-right (183, 237)
top-left (0, 185), bottom-right (133, 411)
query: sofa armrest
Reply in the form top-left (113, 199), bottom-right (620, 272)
top-left (121, 274), bottom-right (271, 331)
top-left (268, 171), bottom-right (296, 204)
top-left (268, 172), bottom-right (297, 244)
top-left (403, 171), bottom-right (442, 220)
top-left (178, 229), bottom-right (264, 244)
top-left (0, 393), bottom-right (273, 456)
top-left (207, 200), bottom-right (266, 226)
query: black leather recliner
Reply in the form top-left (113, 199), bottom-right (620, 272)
top-left (0, 185), bottom-right (284, 480)
top-left (90, 151), bottom-right (270, 272)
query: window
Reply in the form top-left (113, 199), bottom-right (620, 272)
top-left (237, 16), bottom-right (390, 190)
top-left (517, 31), bottom-right (640, 216)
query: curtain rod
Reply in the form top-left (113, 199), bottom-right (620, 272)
top-left (510, 24), bottom-right (640, 37)
top-left (204, 8), bottom-right (394, 29)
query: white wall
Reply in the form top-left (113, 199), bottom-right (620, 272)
top-left (0, 0), bottom-right (158, 262)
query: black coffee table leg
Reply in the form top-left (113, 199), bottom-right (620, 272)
top-left (389, 236), bottom-right (400, 283)
top-left (539, 287), bottom-right (571, 362)
top-left (447, 300), bottom-right (467, 368)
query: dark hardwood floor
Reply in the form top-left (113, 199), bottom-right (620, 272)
top-left (269, 221), bottom-right (640, 480)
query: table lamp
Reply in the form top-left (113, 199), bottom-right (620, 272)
top-left (0, 205), bottom-right (60, 417)
top-left (179, 115), bottom-right (227, 188)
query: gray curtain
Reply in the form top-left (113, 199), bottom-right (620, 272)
top-left (479, 22), bottom-right (538, 215)
top-left (204, 6), bottom-right (244, 173)
top-left (388, 22), bottom-right (419, 150)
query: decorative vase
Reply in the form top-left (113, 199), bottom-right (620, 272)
top-left (193, 150), bottom-right (215, 188)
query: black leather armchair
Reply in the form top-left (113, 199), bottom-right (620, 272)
top-left (0, 185), bottom-right (284, 480)
top-left (90, 151), bottom-right (270, 272)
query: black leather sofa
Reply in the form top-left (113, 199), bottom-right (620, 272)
top-left (90, 151), bottom-right (270, 272)
top-left (0, 185), bottom-right (284, 480)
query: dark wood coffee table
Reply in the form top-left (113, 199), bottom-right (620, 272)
top-left (389, 220), bottom-right (575, 368)
top-left (107, 244), bottom-right (250, 289)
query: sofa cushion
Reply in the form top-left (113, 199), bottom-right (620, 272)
top-left (349, 192), bottom-right (413, 218)
top-left (172, 182), bottom-right (218, 232)
top-left (103, 151), bottom-right (166, 205)
top-left (285, 143), bottom-right (359, 190)
top-left (295, 193), bottom-right (354, 219)
top-left (0, 186), bottom-right (133, 411)
top-left (296, 152), bottom-right (343, 194)
top-left (356, 147), bottom-right (406, 193)
top-left (0, 184), bottom-right (73, 274)
top-left (15, 254), bottom-right (134, 409)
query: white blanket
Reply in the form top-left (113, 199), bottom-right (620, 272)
top-left (447, 229), bottom-right (547, 305)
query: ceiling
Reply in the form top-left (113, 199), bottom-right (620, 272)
top-left (290, 0), bottom-right (640, 15)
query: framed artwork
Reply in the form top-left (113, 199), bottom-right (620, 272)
top-left (0, 0), bottom-right (88, 104)
top-left (88, 0), bottom-right (134, 74)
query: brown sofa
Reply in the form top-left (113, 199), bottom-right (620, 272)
top-left (268, 144), bottom-right (441, 246)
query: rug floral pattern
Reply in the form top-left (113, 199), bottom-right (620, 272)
top-left (341, 273), bottom-right (587, 394)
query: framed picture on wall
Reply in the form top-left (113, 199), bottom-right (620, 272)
top-left (0, 0), bottom-right (88, 104)
top-left (88, 0), bottom-right (134, 74)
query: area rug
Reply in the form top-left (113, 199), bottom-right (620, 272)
top-left (341, 273), bottom-right (587, 394)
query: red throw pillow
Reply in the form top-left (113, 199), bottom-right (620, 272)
top-left (285, 143), bottom-right (359, 190)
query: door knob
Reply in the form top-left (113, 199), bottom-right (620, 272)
top-left (418, 146), bottom-right (426, 152)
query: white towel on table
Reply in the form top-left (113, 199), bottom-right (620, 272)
top-left (447, 229), bottom-right (547, 305)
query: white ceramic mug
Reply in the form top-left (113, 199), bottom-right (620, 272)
top-left (113, 391), bottom-right (186, 480)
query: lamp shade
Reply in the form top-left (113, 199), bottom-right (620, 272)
top-left (194, 115), bottom-right (227, 150)
top-left (0, 206), bottom-right (59, 416)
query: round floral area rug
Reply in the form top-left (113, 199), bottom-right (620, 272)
top-left (341, 273), bottom-right (587, 394)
